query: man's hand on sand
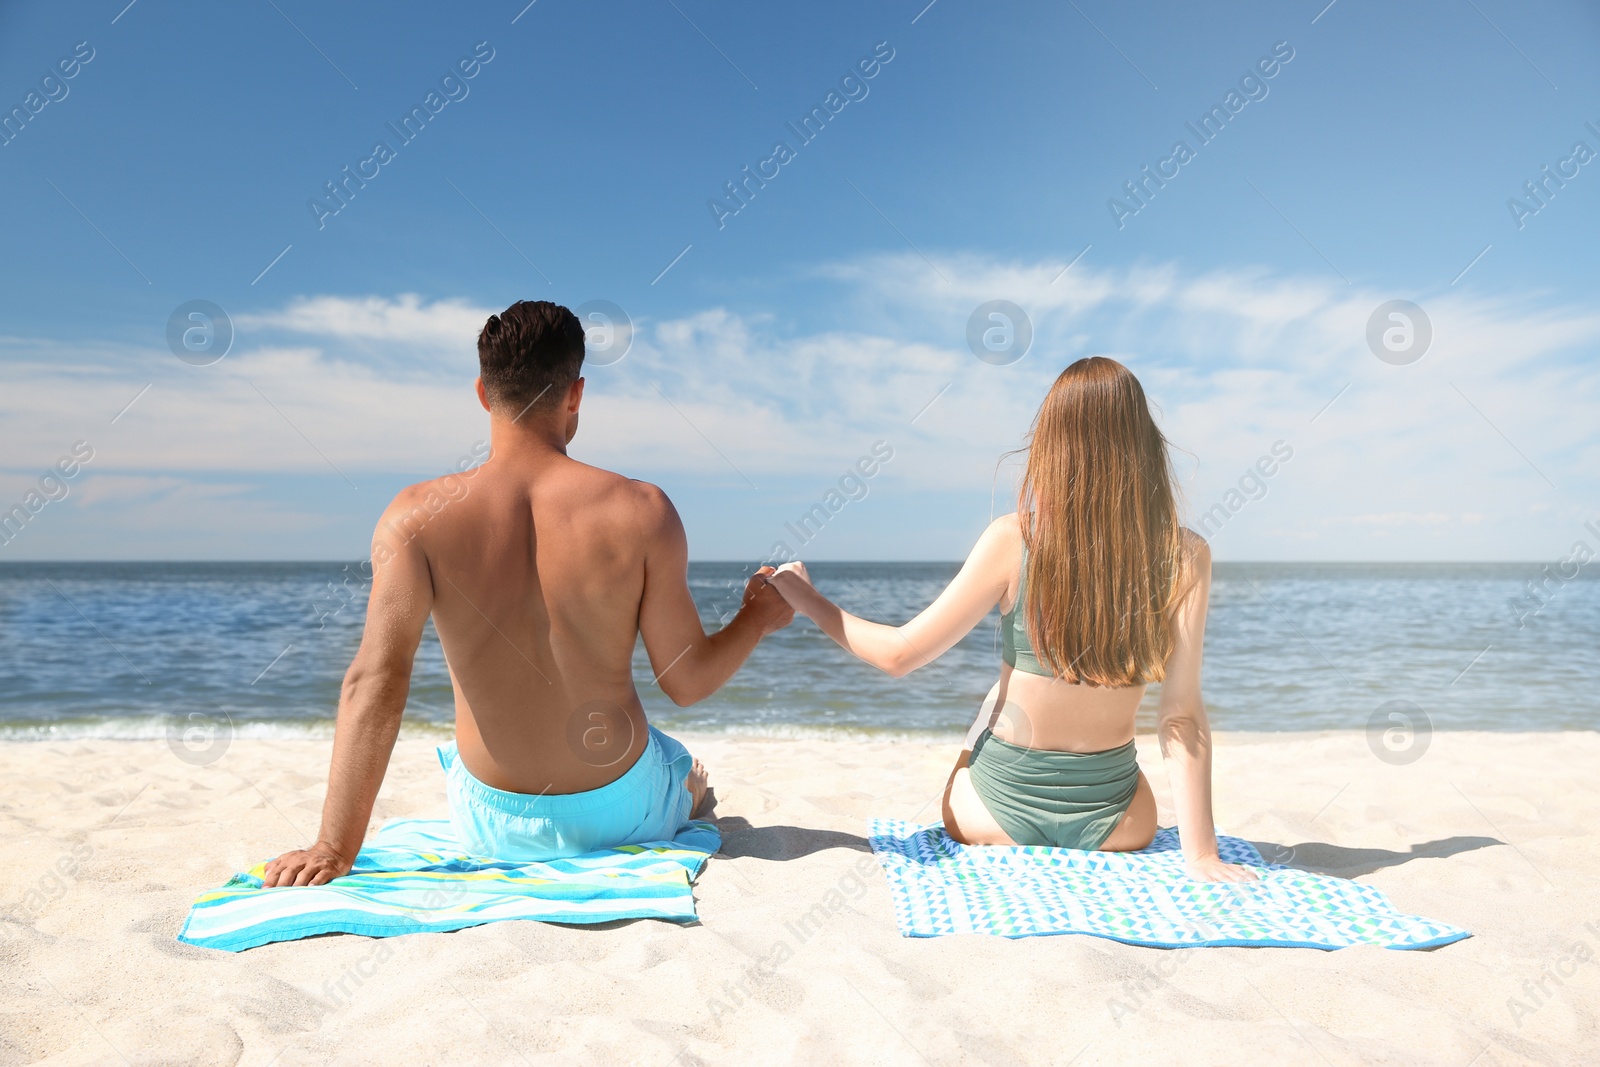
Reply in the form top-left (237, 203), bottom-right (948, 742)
top-left (263, 842), bottom-right (352, 887)
top-left (743, 565), bottom-right (795, 635)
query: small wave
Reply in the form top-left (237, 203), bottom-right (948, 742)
top-left (0, 716), bottom-right (455, 742)
top-left (0, 716), bottom-right (330, 742)
top-left (0, 715), bottom-right (953, 745)
top-left (660, 722), bottom-right (965, 744)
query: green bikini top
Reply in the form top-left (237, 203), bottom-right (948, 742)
top-left (1001, 545), bottom-right (1052, 677)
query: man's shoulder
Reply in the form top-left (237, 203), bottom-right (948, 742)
top-left (371, 473), bottom-right (477, 550)
top-left (556, 459), bottom-right (666, 507)
top-left (385, 468), bottom-right (479, 515)
top-left (548, 460), bottom-right (677, 535)
top-left (616, 474), bottom-right (678, 531)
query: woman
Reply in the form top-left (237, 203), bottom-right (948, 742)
top-left (766, 357), bottom-right (1256, 882)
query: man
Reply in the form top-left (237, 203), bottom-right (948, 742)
top-left (265, 300), bottom-right (793, 886)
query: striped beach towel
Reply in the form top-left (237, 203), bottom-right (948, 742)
top-left (179, 818), bottom-right (720, 952)
top-left (868, 820), bottom-right (1470, 950)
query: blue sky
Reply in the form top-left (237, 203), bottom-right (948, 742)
top-left (2, 0), bottom-right (1597, 561)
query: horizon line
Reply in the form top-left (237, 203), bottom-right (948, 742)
top-left (0, 558), bottom-right (1579, 567)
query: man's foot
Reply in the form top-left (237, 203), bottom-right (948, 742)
top-left (687, 758), bottom-right (716, 819)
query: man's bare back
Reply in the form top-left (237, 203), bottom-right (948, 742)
top-left (408, 421), bottom-right (781, 794)
top-left (264, 301), bottom-right (790, 886)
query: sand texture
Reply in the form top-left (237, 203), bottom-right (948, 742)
top-left (2, 730), bottom-right (1597, 1066)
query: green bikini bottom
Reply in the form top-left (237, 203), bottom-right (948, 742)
top-left (967, 730), bottom-right (1140, 850)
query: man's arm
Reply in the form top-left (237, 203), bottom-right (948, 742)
top-left (635, 485), bottom-right (792, 706)
top-left (263, 495), bottom-right (434, 887)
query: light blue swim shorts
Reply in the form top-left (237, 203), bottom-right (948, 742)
top-left (437, 726), bottom-right (696, 862)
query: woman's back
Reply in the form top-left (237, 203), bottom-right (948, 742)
top-left (983, 513), bottom-right (1151, 755)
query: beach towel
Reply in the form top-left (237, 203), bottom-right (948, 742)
top-left (178, 817), bottom-right (720, 952)
top-left (867, 820), bottom-right (1470, 950)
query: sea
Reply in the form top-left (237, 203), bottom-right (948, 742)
top-left (0, 562), bottom-right (1594, 742)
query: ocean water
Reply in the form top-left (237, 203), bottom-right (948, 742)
top-left (0, 562), bottom-right (1594, 741)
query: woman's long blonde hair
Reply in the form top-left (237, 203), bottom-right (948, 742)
top-left (1017, 356), bottom-right (1185, 687)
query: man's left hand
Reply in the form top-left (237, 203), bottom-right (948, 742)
top-left (263, 842), bottom-right (353, 887)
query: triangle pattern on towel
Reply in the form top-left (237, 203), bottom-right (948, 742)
top-left (867, 819), bottom-right (1470, 949)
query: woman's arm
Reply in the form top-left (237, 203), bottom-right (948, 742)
top-left (766, 516), bottom-right (1019, 678)
top-left (1156, 533), bottom-right (1257, 882)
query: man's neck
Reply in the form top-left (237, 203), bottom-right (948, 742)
top-left (488, 412), bottom-right (570, 464)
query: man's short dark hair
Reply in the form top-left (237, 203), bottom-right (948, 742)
top-left (477, 300), bottom-right (585, 413)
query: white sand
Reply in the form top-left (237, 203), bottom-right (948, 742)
top-left (2, 730), bottom-right (1597, 1066)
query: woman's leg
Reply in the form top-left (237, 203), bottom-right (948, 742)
top-left (1097, 771), bottom-right (1157, 852)
top-left (941, 751), bottom-right (1017, 846)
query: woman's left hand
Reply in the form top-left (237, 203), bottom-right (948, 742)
top-left (1184, 854), bottom-right (1260, 882)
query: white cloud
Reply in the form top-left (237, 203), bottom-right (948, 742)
top-left (1333, 512), bottom-right (1466, 527)
top-left (237, 293), bottom-right (492, 350)
top-left (2, 259), bottom-right (1597, 559)
top-left (71, 474), bottom-right (252, 508)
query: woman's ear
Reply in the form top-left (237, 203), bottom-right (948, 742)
top-left (475, 377), bottom-right (491, 413)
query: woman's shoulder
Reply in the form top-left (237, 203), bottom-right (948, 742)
top-left (966, 513), bottom-right (1024, 596)
top-left (1177, 527), bottom-right (1211, 566)
top-left (979, 512), bottom-right (1025, 559)
top-left (988, 512), bottom-right (1023, 539)
top-left (1173, 527), bottom-right (1213, 601)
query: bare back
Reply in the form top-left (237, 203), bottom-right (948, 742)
top-left (340, 391), bottom-right (786, 812)
top-left (395, 453), bottom-right (653, 792)
top-left (343, 394), bottom-right (756, 804)
top-left (986, 516), bottom-right (1152, 753)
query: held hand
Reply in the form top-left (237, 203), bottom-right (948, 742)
top-left (1184, 854), bottom-right (1260, 883)
top-left (773, 560), bottom-right (810, 583)
top-left (741, 566), bottom-right (795, 635)
top-left (263, 842), bottom-right (352, 888)
top-left (765, 561), bottom-right (815, 608)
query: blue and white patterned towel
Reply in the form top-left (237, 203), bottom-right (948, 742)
top-left (179, 818), bottom-right (720, 952)
top-left (867, 820), bottom-right (1470, 949)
